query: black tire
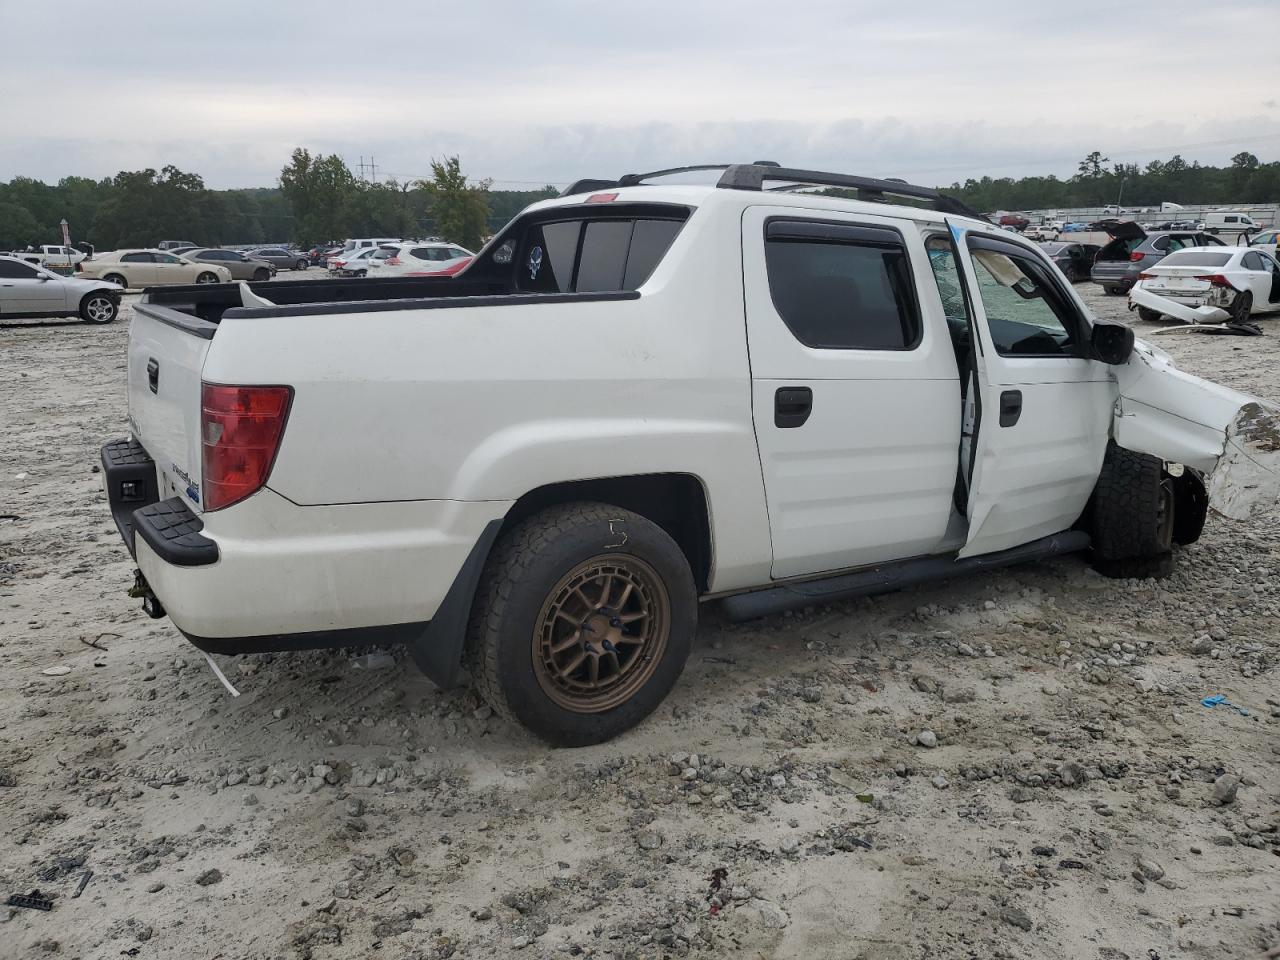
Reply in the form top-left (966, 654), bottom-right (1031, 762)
top-left (1089, 442), bottom-right (1175, 579)
top-left (79, 292), bottom-right (118, 324)
top-left (1103, 285), bottom-right (1123, 296)
top-left (195, 271), bottom-right (219, 284)
top-left (1137, 307), bottom-right (1163, 323)
top-left (466, 502), bottom-right (697, 746)
top-left (252, 267), bottom-right (271, 282)
top-left (104, 273), bottom-right (128, 289)
top-left (295, 259), bottom-right (308, 271)
top-left (1230, 290), bottom-right (1253, 324)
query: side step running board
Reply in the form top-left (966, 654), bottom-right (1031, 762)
top-left (720, 530), bottom-right (1090, 622)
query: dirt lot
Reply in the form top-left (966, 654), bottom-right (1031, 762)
top-left (1, 281), bottom-right (1278, 960)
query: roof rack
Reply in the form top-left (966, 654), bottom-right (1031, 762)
top-left (559, 161), bottom-right (987, 221)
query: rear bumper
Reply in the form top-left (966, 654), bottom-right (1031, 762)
top-left (1091, 266), bottom-right (1138, 289)
top-left (101, 436), bottom-right (512, 649)
top-left (1129, 286), bottom-right (1231, 324)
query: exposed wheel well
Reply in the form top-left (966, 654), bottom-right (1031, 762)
top-left (501, 474), bottom-right (713, 592)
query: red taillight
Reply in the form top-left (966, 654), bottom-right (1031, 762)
top-left (1193, 274), bottom-right (1233, 288)
top-left (1137, 272), bottom-right (1154, 280)
top-left (200, 383), bottom-right (292, 511)
top-left (1129, 251), bottom-right (1145, 262)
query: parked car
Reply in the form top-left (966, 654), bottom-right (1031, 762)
top-left (158, 240), bottom-right (199, 251)
top-left (184, 249), bottom-right (277, 282)
top-left (1036, 241), bottom-right (1100, 282)
top-left (997, 213), bottom-right (1029, 231)
top-left (79, 250), bottom-right (233, 288)
top-left (101, 161), bottom-right (1273, 745)
top-left (165, 246), bottom-right (200, 257)
top-left (14, 244), bottom-right (88, 269)
top-left (1247, 229), bottom-right (1279, 258)
top-left (1025, 223), bottom-right (1060, 241)
top-left (1091, 222), bottom-right (1225, 294)
top-left (0, 255), bottom-right (122, 323)
top-left (327, 247), bottom-right (383, 277)
top-left (1203, 211), bottom-right (1262, 236)
top-left (1130, 246), bottom-right (1280, 325)
top-left (250, 247), bottom-right (310, 271)
top-left (308, 245), bottom-right (341, 266)
top-left (366, 241), bottom-right (475, 277)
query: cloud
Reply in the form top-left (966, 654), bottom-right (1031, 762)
top-left (2, 0), bottom-right (1278, 188)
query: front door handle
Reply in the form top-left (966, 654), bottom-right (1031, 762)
top-left (999, 389), bottom-right (1022, 427)
top-left (774, 386), bottom-right (813, 428)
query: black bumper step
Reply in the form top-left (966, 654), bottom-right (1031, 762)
top-left (100, 438), bottom-right (159, 555)
top-left (134, 498), bottom-right (218, 567)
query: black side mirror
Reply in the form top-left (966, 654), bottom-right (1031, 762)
top-left (1091, 320), bottom-right (1134, 365)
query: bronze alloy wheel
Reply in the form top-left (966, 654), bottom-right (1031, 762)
top-left (532, 554), bottom-right (670, 713)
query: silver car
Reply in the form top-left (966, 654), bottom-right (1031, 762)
top-left (184, 248), bottom-right (278, 282)
top-left (249, 247), bottom-right (310, 272)
top-left (0, 255), bottom-right (121, 323)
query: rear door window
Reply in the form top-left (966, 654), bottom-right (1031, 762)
top-left (764, 221), bottom-right (921, 350)
top-left (122, 253), bottom-right (153, 263)
top-left (1242, 251), bottom-right (1265, 271)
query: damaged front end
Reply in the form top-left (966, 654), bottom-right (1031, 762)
top-left (1113, 340), bottom-right (1280, 521)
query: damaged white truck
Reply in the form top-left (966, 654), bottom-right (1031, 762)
top-left (101, 163), bottom-right (1280, 745)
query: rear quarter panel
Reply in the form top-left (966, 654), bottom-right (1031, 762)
top-left (201, 203), bottom-right (775, 591)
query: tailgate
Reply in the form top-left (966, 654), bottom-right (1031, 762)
top-left (128, 302), bottom-right (215, 513)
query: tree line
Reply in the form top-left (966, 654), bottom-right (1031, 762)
top-left (0, 151), bottom-right (557, 252)
top-left (942, 151), bottom-right (1280, 214)
top-left (3, 148), bottom-right (1278, 252)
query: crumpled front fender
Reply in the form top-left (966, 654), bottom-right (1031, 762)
top-left (1113, 340), bottom-right (1280, 520)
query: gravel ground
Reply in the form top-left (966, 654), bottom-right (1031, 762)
top-left (0, 280), bottom-right (1278, 960)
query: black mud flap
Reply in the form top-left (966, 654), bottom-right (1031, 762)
top-left (410, 519), bottom-right (504, 689)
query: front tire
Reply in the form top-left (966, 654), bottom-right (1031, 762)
top-left (79, 293), bottom-right (118, 324)
top-left (252, 268), bottom-right (271, 282)
top-left (1137, 306), bottom-right (1163, 323)
top-left (195, 271), bottom-right (219, 284)
top-left (466, 502), bottom-right (697, 746)
top-left (295, 259), bottom-right (308, 271)
top-left (1089, 443), bottom-right (1175, 578)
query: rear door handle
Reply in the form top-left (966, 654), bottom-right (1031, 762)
top-left (147, 358), bottom-right (159, 394)
top-left (774, 386), bottom-right (813, 428)
top-left (999, 389), bottom-right (1022, 427)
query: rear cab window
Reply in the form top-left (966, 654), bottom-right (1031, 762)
top-left (491, 203), bottom-right (688, 294)
top-left (763, 219), bottom-right (921, 350)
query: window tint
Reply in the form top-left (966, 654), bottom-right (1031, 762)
top-left (765, 232), bottom-right (920, 350)
top-left (1242, 251), bottom-right (1265, 271)
top-left (121, 252), bottom-right (152, 263)
top-left (1151, 236), bottom-right (1170, 252)
top-left (156, 254), bottom-right (182, 264)
top-left (968, 246), bottom-right (1076, 357)
top-left (623, 220), bottom-right (682, 288)
top-left (1226, 215), bottom-right (1239, 223)
top-left (1160, 251), bottom-right (1232, 268)
top-left (576, 220), bottom-right (632, 292)
top-left (0, 259), bottom-right (38, 278)
top-left (519, 221), bottom-right (581, 292)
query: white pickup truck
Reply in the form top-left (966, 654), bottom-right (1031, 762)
top-left (102, 163), bottom-right (1280, 745)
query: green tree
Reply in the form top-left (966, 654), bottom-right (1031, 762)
top-left (417, 157), bottom-right (491, 250)
top-left (1076, 151), bottom-right (1109, 179)
top-left (0, 201), bottom-right (40, 249)
top-left (279, 148), bottom-right (358, 245)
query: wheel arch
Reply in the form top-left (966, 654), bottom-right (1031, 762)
top-left (500, 473), bottom-right (713, 592)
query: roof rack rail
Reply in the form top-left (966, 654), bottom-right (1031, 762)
top-left (717, 164), bottom-right (988, 221)
top-left (559, 161), bottom-right (987, 222)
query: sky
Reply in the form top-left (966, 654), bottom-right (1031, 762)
top-left (3, 0), bottom-right (1279, 191)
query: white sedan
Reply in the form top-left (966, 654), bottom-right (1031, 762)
top-left (0, 255), bottom-right (122, 323)
top-left (327, 247), bottom-right (383, 277)
top-left (1248, 229), bottom-right (1279, 258)
top-left (1129, 246), bottom-right (1280, 325)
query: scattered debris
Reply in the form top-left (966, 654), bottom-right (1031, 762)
top-left (41, 665), bottom-right (71, 677)
top-left (1201, 693), bottom-right (1249, 716)
top-left (351, 652), bottom-right (396, 670)
top-left (8, 890), bottom-right (54, 911)
top-left (72, 871), bottom-right (93, 898)
top-left (201, 652), bottom-right (240, 697)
